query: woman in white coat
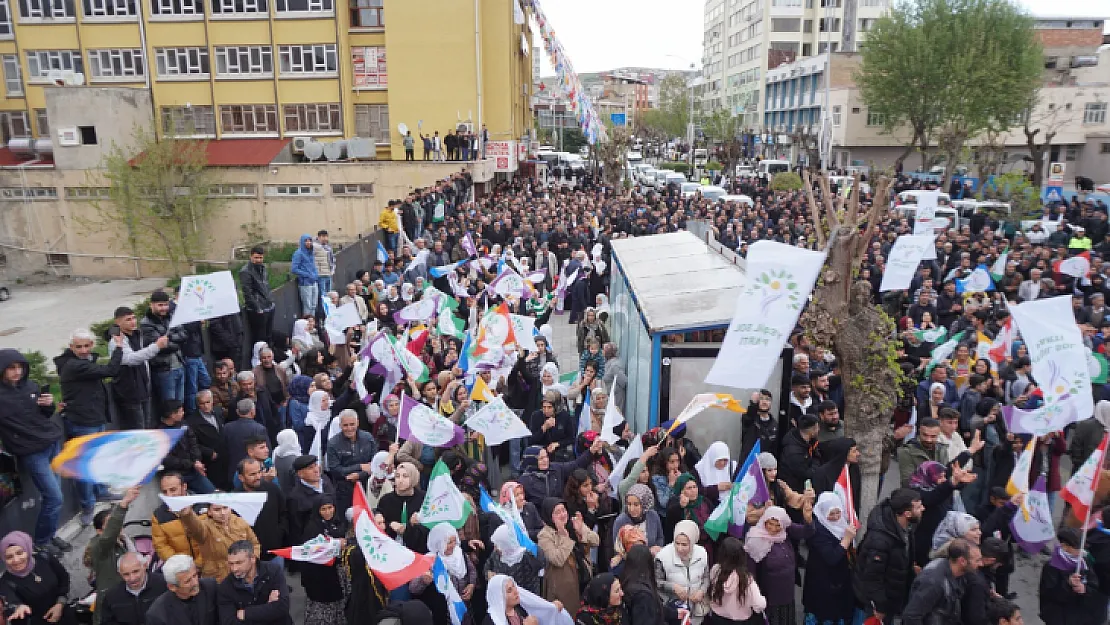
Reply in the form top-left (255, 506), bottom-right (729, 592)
top-left (654, 519), bottom-right (709, 623)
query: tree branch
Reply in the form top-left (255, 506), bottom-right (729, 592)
top-left (801, 169), bottom-right (828, 248)
top-left (853, 176), bottom-right (891, 268)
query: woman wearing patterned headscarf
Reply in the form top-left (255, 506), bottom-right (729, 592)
top-left (907, 459), bottom-right (966, 568)
top-left (664, 473), bottom-right (714, 558)
top-left (611, 484), bottom-right (664, 558)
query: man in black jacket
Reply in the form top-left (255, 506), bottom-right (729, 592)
top-left (854, 488), bottom-right (924, 623)
top-left (239, 247), bottom-right (274, 348)
top-left (146, 555), bottom-right (219, 625)
top-left (98, 552), bottom-right (169, 625)
top-left (234, 372), bottom-right (279, 444)
top-left (141, 290), bottom-right (190, 415)
top-left (208, 313), bottom-right (244, 371)
top-left (901, 538), bottom-right (973, 625)
top-left (216, 540), bottom-right (292, 625)
top-left (778, 414), bottom-right (822, 496)
top-left (109, 307), bottom-right (167, 430)
top-left (235, 459), bottom-right (286, 563)
top-left (0, 350), bottom-right (67, 554)
top-left (55, 329), bottom-right (125, 525)
top-left (159, 400), bottom-right (215, 494)
top-left (286, 455), bottom-right (335, 544)
top-left (187, 390), bottom-right (229, 491)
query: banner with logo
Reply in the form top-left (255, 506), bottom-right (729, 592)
top-left (1008, 295), bottom-right (1093, 423)
top-left (912, 191), bottom-right (938, 260)
top-left (879, 235), bottom-right (934, 292)
top-left (706, 241), bottom-right (825, 389)
top-left (170, 271), bottom-right (240, 327)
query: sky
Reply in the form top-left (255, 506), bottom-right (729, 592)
top-left (532, 0), bottom-right (1109, 76)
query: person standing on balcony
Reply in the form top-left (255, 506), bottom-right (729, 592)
top-left (291, 235), bottom-right (320, 317)
top-left (240, 247), bottom-right (275, 348)
top-left (313, 230), bottom-right (335, 313)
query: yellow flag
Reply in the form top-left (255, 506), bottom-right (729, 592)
top-left (470, 376), bottom-right (495, 402)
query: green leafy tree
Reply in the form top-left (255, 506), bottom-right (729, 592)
top-left (701, 110), bottom-right (743, 176)
top-left (562, 128), bottom-right (589, 154)
top-left (637, 74), bottom-right (690, 139)
top-left (979, 171), bottom-right (1040, 219)
top-left (594, 125), bottom-right (633, 190)
top-left (83, 127), bottom-right (227, 277)
top-left (770, 172), bottom-right (803, 191)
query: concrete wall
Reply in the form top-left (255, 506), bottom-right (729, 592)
top-left (46, 87), bottom-right (155, 171)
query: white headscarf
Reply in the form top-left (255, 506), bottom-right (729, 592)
top-left (292, 320), bottom-right (313, 348)
top-left (428, 523), bottom-right (467, 579)
top-left (401, 283), bottom-right (415, 303)
top-left (540, 362), bottom-right (569, 397)
top-left (814, 492), bottom-right (849, 540)
top-left (595, 294), bottom-right (610, 318)
top-left (539, 324), bottom-right (553, 345)
top-left (694, 441), bottom-right (736, 485)
top-left (251, 341), bottom-right (268, 368)
top-left (273, 429), bottom-right (302, 459)
top-left (491, 524), bottom-right (526, 567)
top-left (486, 575), bottom-right (572, 625)
top-left (305, 391), bottom-right (331, 459)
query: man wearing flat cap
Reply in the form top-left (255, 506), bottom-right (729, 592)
top-left (285, 455), bottom-right (335, 544)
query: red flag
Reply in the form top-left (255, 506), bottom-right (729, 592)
top-left (834, 465), bottom-right (860, 529)
top-left (1053, 251), bottom-right (1091, 279)
top-left (1062, 434), bottom-right (1108, 522)
top-left (268, 536), bottom-right (342, 565)
top-left (406, 326), bottom-right (429, 356)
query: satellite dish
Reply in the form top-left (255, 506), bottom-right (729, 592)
top-left (397, 122), bottom-right (409, 135)
top-left (303, 141), bottom-right (324, 161)
top-left (348, 137), bottom-right (373, 159)
top-left (323, 141), bottom-right (345, 161)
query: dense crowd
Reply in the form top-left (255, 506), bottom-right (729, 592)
top-left (1, 162), bottom-right (1109, 625)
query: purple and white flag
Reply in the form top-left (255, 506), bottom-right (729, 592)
top-left (1002, 399), bottom-right (1082, 438)
top-left (394, 296), bottom-right (440, 325)
top-left (398, 394), bottom-right (466, 448)
top-left (487, 269), bottom-right (530, 299)
top-left (1010, 476), bottom-right (1055, 554)
top-left (461, 233), bottom-right (478, 258)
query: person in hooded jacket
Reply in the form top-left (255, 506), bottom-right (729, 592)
top-left (518, 439), bottom-right (601, 507)
top-left (292, 234), bottom-right (320, 316)
top-left (1039, 527), bottom-right (1107, 625)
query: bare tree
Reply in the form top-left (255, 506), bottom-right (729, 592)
top-left (594, 126), bottom-right (633, 191)
top-left (800, 170), bottom-right (897, 522)
top-left (1022, 90), bottom-right (1072, 188)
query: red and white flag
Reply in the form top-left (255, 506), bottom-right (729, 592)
top-left (988, 317), bottom-right (1014, 367)
top-left (351, 485), bottom-right (434, 590)
top-left (834, 465), bottom-right (860, 529)
top-left (268, 535), bottom-right (342, 566)
top-left (1062, 434), bottom-right (1108, 522)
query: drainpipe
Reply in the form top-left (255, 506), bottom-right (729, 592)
top-left (475, 0), bottom-right (484, 153)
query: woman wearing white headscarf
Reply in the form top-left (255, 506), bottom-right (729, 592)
top-left (409, 523), bottom-right (476, 621)
top-left (292, 319), bottom-right (315, 353)
top-left (655, 519), bottom-right (709, 623)
top-left (694, 442), bottom-right (736, 496)
top-left (483, 575), bottom-right (570, 625)
top-left (483, 524), bottom-right (544, 596)
top-left (802, 493), bottom-right (858, 625)
top-left (743, 505), bottom-right (813, 625)
top-left (364, 450), bottom-right (395, 509)
top-left (272, 429), bottom-right (302, 496)
top-left (250, 341), bottom-right (268, 368)
top-left (304, 390), bottom-right (332, 460)
top-left (540, 363), bottom-right (569, 398)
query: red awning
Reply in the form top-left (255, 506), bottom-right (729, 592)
top-left (130, 138), bottom-right (290, 167)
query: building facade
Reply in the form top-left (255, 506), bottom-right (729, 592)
top-left (0, 0), bottom-right (533, 161)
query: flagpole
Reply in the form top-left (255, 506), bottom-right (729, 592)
top-left (1076, 434), bottom-right (1108, 574)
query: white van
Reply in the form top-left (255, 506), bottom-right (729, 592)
top-left (663, 172), bottom-right (687, 187)
top-left (896, 190), bottom-right (952, 207)
top-left (639, 168), bottom-right (659, 187)
top-left (680, 182), bottom-right (702, 199)
top-left (698, 185), bottom-right (728, 201)
top-left (758, 160), bottom-right (791, 180)
top-left (721, 194), bottom-right (755, 206)
top-left (897, 204), bottom-right (961, 232)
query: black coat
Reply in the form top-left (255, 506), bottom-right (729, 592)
top-left (54, 347), bottom-right (122, 427)
top-left (778, 429), bottom-right (820, 494)
top-left (146, 577), bottom-right (219, 625)
top-left (186, 409), bottom-right (229, 490)
top-left (236, 389), bottom-right (280, 445)
top-left (901, 559), bottom-right (963, 625)
top-left (98, 572), bottom-right (169, 625)
top-left (222, 418), bottom-right (269, 484)
top-left (286, 477), bottom-right (335, 544)
top-left (0, 350), bottom-right (62, 456)
top-left (803, 523), bottom-right (856, 622)
top-left (0, 554), bottom-right (71, 625)
top-left (234, 480), bottom-right (286, 558)
top-left (215, 560), bottom-right (292, 625)
top-left (853, 501), bottom-right (917, 617)
top-left (913, 482), bottom-right (958, 568)
top-left (1040, 560), bottom-right (1108, 625)
top-left (140, 310), bottom-right (188, 373)
top-left (239, 263), bottom-right (273, 313)
top-left (208, 314), bottom-right (244, 358)
top-left (158, 420), bottom-right (202, 473)
top-left (109, 328), bottom-right (153, 404)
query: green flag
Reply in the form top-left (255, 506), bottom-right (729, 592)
top-left (1090, 352), bottom-right (1109, 385)
top-left (912, 327), bottom-right (947, 344)
top-left (925, 330), bottom-right (967, 376)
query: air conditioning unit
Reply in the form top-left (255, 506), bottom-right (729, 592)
top-left (56, 127), bottom-right (79, 147)
top-left (291, 136), bottom-right (312, 155)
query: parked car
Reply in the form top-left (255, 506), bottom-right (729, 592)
top-left (680, 182), bottom-right (702, 199)
top-left (698, 185), bottom-right (728, 201)
top-left (0, 283), bottom-right (9, 301)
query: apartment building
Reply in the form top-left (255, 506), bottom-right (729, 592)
top-left (700, 0), bottom-right (889, 130)
top-left (0, 0), bottom-right (534, 161)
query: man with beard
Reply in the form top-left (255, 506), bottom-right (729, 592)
top-left (853, 488), bottom-right (925, 624)
top-left (741, 389), bottom-right (779, 458)
top-left (234, 459), bottom-right (287, 564)
top-left (216, 541), bottom-right (291, 625)
top-left (816, 400), bottom-right (844, 443)
top-left (897, 418), bottom-right (950, 487)
top-left (208, 361), bottom-right (239, 415)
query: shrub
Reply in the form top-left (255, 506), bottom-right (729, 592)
top-left (770, 172), bottom-right (804, 192)
top-left (20, 351), bottom-right (58, 390)
top-left (706, 160), bottom-right (724, 171)
top-left (657, 162), bottom-right (691, 175)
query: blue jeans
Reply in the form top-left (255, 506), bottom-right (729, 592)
top-left (20, 442), bottom-right (63, 546)
top-left (388, 232), bottom-right (399, 252)
top-left (299, 283), bottom-right (318, 316)
top-left (183, 357), bottom-right (211, 412)
top-left (64, 420), bottom-right (105, 512)
top-left (154, 368), bottom-right (185, 405)
top-left (183, 470), bottom-right (215, 495)
top-left (317, 276), bottom-right (333, 300)
top-left (509, 437), bottom-right (523, 475)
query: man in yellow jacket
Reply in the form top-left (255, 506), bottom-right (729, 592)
top-left (379, 200), bottom-right (401, 253)
top-left (179, 501), bottom-right (260, 582)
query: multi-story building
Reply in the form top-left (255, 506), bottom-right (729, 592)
top-left (0, 0), bottom-right (534, 160)
top-left (701, 0), bottom-right (891, 130)
top-left (759, 18), bottom-right (1110, 181)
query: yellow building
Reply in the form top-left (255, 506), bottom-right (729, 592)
top-left (0, 0), bottom-right (534, 159)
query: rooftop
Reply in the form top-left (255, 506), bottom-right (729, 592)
top-left (202, 138), bottom-right (290, 167)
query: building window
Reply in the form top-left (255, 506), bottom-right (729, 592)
top-left (162, 106), bottom-right (216, 136)
top-left (866, 110), bottom-right (885, 126)
top-left (859, 18), bottom-right (875, 31)
top-left (1102, 142), bottom-right (1110, 154)
top-left (819, 17), bottom-right (841, 31)
top-left (1044, 56), bottom-right (1058, 69)
top-left (1084, 102), bottom-right (1107, 125)
top-left (278, 44), bottom-right (337, 76)
top-left (0, 111), bottom-right (28, 142)
top-left (210, 0), bottom-right (266, 14)
top-left (155, 47), bottom-right (209, 79)
top-left (351, 47), bottom-right (386, 88)
top-left (817, 42), bottom-right (839, 53)
top-left (79, 126), bottom-right (97, 144)
top-left (82, 0), bottom-right (135, 17)
top-left (25, 50), bottom-right (83, 82)
top-left (1065, 146), bottom-right (1078, 161)
top-left (87, 49), bottom-right (145, 81)
top-left (354, 103), bottom-right (389, 144)
top-left (64, 186), bottom-right (111, 200)
top-left (207, 184), bottom-right (256, 198)
top-left (18, 0), bottom-right (74, 19)
top-left (283, 103), bottom-right (342, 134)
top-left (34, 109), bottom-right (46, 136)
top-left (264, 184), bottom-right (321, 197)
top-left (832, 105), bottom-right (841, 126)
top-left (771, 18), bottom-right (800, 32)
top-left (803, 19), bottom-right (812, 33)
top-left (0, 0), bottom-right (13, 35)
top-left (150, 0), bottom-right (202, 16)
top-left (0, 187), bottom-right (57, 200)
top-left (349, 0), bottom-right (382, 27)
top-left (220, 104), bottom-right (279, 134)
top-left (215, 46), bottom-right (273, 77)
top-left (276, 0), bottom-right (331, 12)
top-left (331, 183), bottom-right (373, 196)
top-left (2, 55), bottom-right (21, 95)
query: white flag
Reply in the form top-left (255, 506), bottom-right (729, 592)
top-left (1009, 296), bottom-right (1093, 421)
top-left (608, 434), bottom-right (643, 496)
top-left (508, 314), bottom-right (538, 351)
top-left (169, 271), bottom-right (240, 327)
top-left (600, 384), bottom-right (625, 444)
top-left (464, 398), bottom-right (533, 446)
top-left (160, 492), bottom-right (268, 525)
top-left (912, 191), bottom-right (939, 260)
top-left (706, 241), bottom-right (825, 389)
top-left (879, 235), bottom-right (933, 292)
top-left (324, 302), bottom-right (363, 344)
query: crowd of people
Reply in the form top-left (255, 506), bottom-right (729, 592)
top-left (1, 160), bottom-right (1109, 625)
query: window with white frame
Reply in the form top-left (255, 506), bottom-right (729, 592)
top-left (354, 103), bottom-right (389, 144)
top-left (25, 50), bottom-right (83, 82)
top-left (215, 46), bottom-right (273, 77)
top-left (220, 104), bottom-right (278, 134)
top-left (1084, 102), bottom-right (1107, 125)
top-left (82, 0), bottom-right (135, 17)
top-left (33, 108), bottom-right (46, 136)
top-left (866, 110), bottom-right (885, 126)
top-left (819, 17), bottom-right (840, 31)
top-left (18, 0), bottom-right (74, 19)
top-left (283, 103), bottom-right (341, 134)
top-left (2, 55), bottom-right (21, 95)
top-left (0, 0), bottom-right (13, 35)
top-left (351, 47), bottom-right (386, 88)
top-left (0, 187), bottom-right (57, 200)
top-left (207, 184), bottom-right (257, 198)
top-left (278, 44), bottom-right (337, 76)
top-left (87, 49), bottom-right (144, 81)
top-left (64, 186), bottom-right (111, 200)
top-left (210, 0), bottom-right (265, 14)
top-left (349, 0), bottom-right (381, 27)
top-left (0, 111), bottom-right (29, 141)
top-left (1065, 146), bottom-right (1078, 161)
top-left (277, 0), bottom-right (331, 12)
top-left (264, 184), bottom-right (321, 197)
top-left (331, 183), bottom-right (373, 196)
top-left (859, 18), bottom-right (875, 31)
top-left (150, 0), bottom-right (202, 15)
top-left (832, 105), bottom-right (841, 126)
top-left (155, 47), bottom-right (209, 78)
top-left (162, 106), bottom-right (216, 136)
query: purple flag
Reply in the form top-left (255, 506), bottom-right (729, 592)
top-left (1010, 476), bottom-right (1055, 554)
top-left (397, 394), bottom-right (466, 448)
top-left (461, 233), bottom-right (478, 258)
